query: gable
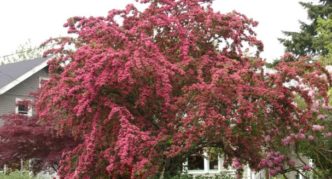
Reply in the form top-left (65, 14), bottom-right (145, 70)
top-left (0, 58), bottom-right (48, 95)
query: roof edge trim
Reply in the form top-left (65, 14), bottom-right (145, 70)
top-left (0, 59), bottom-right (49, 95)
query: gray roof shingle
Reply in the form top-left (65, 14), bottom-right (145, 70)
top-left (0, 58), bottom-right (48, 91)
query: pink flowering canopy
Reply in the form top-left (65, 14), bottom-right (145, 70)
top-left (36, 0), bottom-right (331, 178)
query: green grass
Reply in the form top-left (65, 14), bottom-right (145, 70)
top-left (0, 171), bottom-right (35, 179)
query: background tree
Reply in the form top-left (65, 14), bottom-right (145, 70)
top-left (315, 16), bottom-right (332, 65)
top-left (279, 0), bottom-right (332, 176)
top-left (0, 39), bottom-right (50, 66)
top-left (279, 0), bottom-right (332, 57)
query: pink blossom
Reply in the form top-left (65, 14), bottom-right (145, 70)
top-left (303, 165), bottom-right (312, 171)
top-left (296, 133), bottom-right (305, 140)
top-left (308, 135), bottom-right (315, 141)
top-left (264, 135), bottom-right (271, 142)
top-left (282, 136), bottom-right (292, 145)
top-left (317, 114), bottom-right (327, 120)
top-left (324, 132), bottom-right (332, 137)
top-left (312, 125), bottom-right (325, 131)
top-left (322, 105), bottom-right (332, 110)
top-left (269, 169), bottom-right (277, 176)
top-left (232, 158), bottom-right (242, 169)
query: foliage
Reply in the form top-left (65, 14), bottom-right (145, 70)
top-left (194, 173), bottom-right (235, 179)
top-left (295, 88), bottom-right (332, 177)
top-left (164, 173), bottom-right (235, 179)
top-left (14, 40), bottom-right (44, 60)
top-left (0, 114), bottom-right (78, 174)
top-left (315, 16), bottom-right (332, 65)
top-left (0, 170), bottom-right (56, 179)
top-left (0, 170), bottom-right (34, 179)
top-left (0, 40), bottom-right (47, 66)
top-left (0, 0), bottom-right (325, 178)
top-left (39, 0), bottom-right (332, 178)
top-left (279, 0), bottom-right (332, 57)
top-left (279, 0), bottom-right (332, 176)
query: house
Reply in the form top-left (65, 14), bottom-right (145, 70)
top-left (0, 58), bottom-right (49, 123)
top-left (0, 57), bottom-right (52, 177)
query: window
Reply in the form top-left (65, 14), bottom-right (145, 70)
top-left (15, 98), bottom-right (32, 117)
top-left (39, 77), bottom-right (49, 88)
top-left (17, 103), bottom-right (29, 115)
top-left (185, 149), bottom-right (224, 174)
top-left (208, 151), bottom-right (219, 170)
top-left (188, 153), bottom-right (204, 170)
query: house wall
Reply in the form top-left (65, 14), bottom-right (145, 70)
top-left (0, 68), bottom-right (48, 124)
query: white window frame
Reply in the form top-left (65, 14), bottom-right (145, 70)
top-left (183, 149), bottom-right (239, 177)
top-left (39, 77), bottom-right (50, 88)
top-left (15, 98), bottom-right (33, 117)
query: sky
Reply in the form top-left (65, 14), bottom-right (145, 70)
top-left (0, 0), bottom-right (314, 61)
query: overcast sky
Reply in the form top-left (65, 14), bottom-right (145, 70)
top-left (0, 0), bottom-right (314, 61)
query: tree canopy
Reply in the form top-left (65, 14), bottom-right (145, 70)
top-left (315, 14), bottom-right (332, 65)
top-left (0, 114), bottom-right (77, 174)
top-left (279, 0), bottom-right (332, 60)
top-left (0, 40), bottom-right (47, 66)
top-left (279, 0), bottom-right (332, 176)
top-left (1, 0), bottom-right (331, 178)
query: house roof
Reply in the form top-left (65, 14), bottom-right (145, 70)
top-left (0, 58), bottom-right (49, 95)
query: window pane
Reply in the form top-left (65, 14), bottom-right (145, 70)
top-left (18, 104), bottom-right (28, 114)
top-left (208, 150), bottom-right (218, 170)
top-left (188, 154), bottom-right (204, 170)
top-left (209, 158), bottom-right (218, 170)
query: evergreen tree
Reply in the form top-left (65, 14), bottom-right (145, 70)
top-left (279, 0), bottom-right (332, 57)
top-left (315, 13), bottom-right (332, 65)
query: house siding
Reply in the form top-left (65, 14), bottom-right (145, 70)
top-left (0, 68), bottom-right (48, 124)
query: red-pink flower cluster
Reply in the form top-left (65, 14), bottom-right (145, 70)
top-left (258, 152), bottom-right (286, 176)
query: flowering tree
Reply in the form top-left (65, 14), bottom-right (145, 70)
top-left (34, 0), bottom-right (332, 178)
top-left (279, 0), bottom-right (332, 175)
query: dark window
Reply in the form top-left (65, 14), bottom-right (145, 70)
top-left (188, 153), bottom-right (204, 170)
top-left (209, 152), bottom-right (218, 170)
top-left (17, 103), bottom-right (29, 115)
top-left (16, 100), bottom-right (31, 116)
